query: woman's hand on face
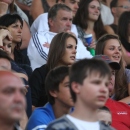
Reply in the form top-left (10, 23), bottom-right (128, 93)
top-left (0, 29), bottom-right (13, 41)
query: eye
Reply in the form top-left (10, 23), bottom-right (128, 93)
top-left (67, 45), bottom-right (73, 49)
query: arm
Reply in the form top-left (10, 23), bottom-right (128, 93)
top-left (104, 25), bottom-right (115, 34)
top-left (15, 0), bottom-right (30, 11)
top-left (30, 0), bottom-right (44, 20)
top-left (20, 21), bottom-right (31, 49)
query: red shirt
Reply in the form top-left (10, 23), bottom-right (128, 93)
top-left (106, 98), bottom-right (130, 130)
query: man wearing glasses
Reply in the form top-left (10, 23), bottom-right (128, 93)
top-left (109, 0), bottom-right (130, 33)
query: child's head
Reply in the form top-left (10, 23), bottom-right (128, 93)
top-left (45, 66), bottom-right (74, 107)
top-left (97, 106), bottom-right (112, 125)
top-left (69, 58), bottom-right (111, 108)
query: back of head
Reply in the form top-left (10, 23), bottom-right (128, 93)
top-left (48, 3), bottom-right (72, 20)
top-left (69, 58), bottom-right (111, 102)
top-left (0, 14), bottom-right (23, 27)
top-left (45, 66), bottom-right (69, 105)
top-left (110, 0), bottom-right (118, 9)
top-left (47, 32), bottom-right (77, 70)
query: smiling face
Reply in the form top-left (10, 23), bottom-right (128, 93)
top-left (88, 0), bottom-right (101, 22)
top-left (103, 39), bottom-right (122, 63)
top-left (7, 20), bottom-right (22, 43)
top-left (59, 37), bottom-right (77, 65)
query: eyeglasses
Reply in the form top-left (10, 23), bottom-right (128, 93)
top-left (116, 5), bottom-right (130, 9)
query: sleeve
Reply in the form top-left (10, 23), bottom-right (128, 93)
top-left (27, 32), bottom-right (48, 70)
top-left (26, 109), bottom-right (47, 130)
top-left (125, 69), bottom-right (130, 83)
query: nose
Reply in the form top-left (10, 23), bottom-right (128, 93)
top-left (100, 84), bottom-right (108, 94)
top-left (66, 20), bottom-right (72, 28)
top-left (74, 3), bottom-right (79, 9)
top-left (73, 48), bottom-right (77, 54)
top-left (18, 27), bottom-right (22, 33)
top-left (14, 91), bottom-right (25, 103)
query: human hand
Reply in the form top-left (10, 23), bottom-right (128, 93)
top-left (0, 2), bottom-right (8, 17)
top-left (85, 39), bottom-right (96, 49)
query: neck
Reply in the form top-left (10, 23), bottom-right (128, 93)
top-left (70, 99), bottom-right (98, 122)
top-left (113, 16), bottom-right (118, 25)
top-left (52, 102), bottom-right (71, 119)
top-left (0, 120), bottom-right (14, 130)
top-left (47, 0), bottom-right (56, 7)
top-left (85, 21), bottom-right (95, 34)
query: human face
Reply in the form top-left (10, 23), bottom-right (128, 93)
top-left (115, 0), bottom-right (130, 18)
top-left (88, 0), bottom-right (101, 22)
top-left (0, 0), bottom-right (13, 5)
top-left (103, 39), bottom-right (122, 63)
top-left (64, 0), bottom-right (80, 17)
top-left (108, 68), bottom-right (115, 97)
top-left (97, 110), bottom-right (112, 125)
top-left (77, 73), bottom-right (109, 109)
top-left (3, 38), bottom-right (12, 54)
top-left (0, 58), bottom-right (11, 70)
top-left (54, 76), bottom-right (74, 108)
top-left (0, 72), bottom-right (26, 122)
top-left (60, 37), bottom-right (77, 65)
top-left (49, 10), bottom-right (72, 33)
top-left (7, 20), bottom-right (22, 43)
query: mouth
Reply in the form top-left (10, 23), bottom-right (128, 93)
top-left (70, 56), bottom-right (75, 60)
top-left (98, 96), bottom-right (106, 101)
top-left (112, 55), bottom-right (120, 62)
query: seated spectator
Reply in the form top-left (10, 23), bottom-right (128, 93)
top-left (95, 34), bottom-right (130, 100)
top-left (30, 0), bottom-right (56, 20)
top-left (30, 0), bottom-right (80, 35)
top-left (28, 4), bottom-right (92, 70)
top-left (0, 0), bottom-right (31, 49)
top-left (0, 71), bottom-right (26, 130)
top-left (46, 58), bottom-right (114, 130)
top-left (29, 32), bottom-right (77, 108)
top-left (108, 0), bottom-right (130, 34)
top-left (26, 66), bottom-right (74, 130)
top-left (73, 0), bottom-right (107, 53)
top-left (97, 106), bottom-right (112, 126)
top-left (95, 55), bottom-right (130, 130)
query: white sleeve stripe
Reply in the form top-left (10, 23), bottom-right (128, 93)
top-left (32, 125), bottom-right (47, 130)
top-left (32, 32), bottom-right (48, 60)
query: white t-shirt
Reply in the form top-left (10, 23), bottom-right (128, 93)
top-left (67, 115), bottom-right (100, 130)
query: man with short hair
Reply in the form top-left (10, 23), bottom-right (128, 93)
top-left (26, 66), bottom-right (74, 130)
top-left (28, 4), bottom-right (92, 70)
top-left (110, 0), bottom-right (130, 33)
top-left (0, 71), bottom-right (26, 130)
top-left (46, 58), bottom-right (114, 130)
top-left (30, 0), bottom-right (80, 35)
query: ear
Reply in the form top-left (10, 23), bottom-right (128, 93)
top-left (111, 7), bottom-right (117, 15)
top-left (71, 82), bottom-right (81, 94)
top-left (49, 90), bottom-right (58, 98)
top-left (48, 18), bottom-right (54, 27)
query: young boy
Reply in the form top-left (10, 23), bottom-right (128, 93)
top-left (26, 66), bottom-right (74, 130)
top-left (46, 58), bottom-right (115, 130)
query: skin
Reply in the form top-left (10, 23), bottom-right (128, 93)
top-left (88, 0), bottom-right (101, 22)
top-left (49, 9), bottom-right (73, 33)
top-left (97, 110), bottom-right (112, 125)
top-left (0, 58), bottom-right (11, 70)
top-left (103, 39), bottom-right (122, 63)
top-left (0, 0), bottom-right (13, 5)
top-left (0, 71), bottom-right (26, 129)
top-left (3, 38), bottom-right (12, 54)
top-left (51, 76), bottom-right (74, 118)
top-left (59, 37), bottom-right (77, 65)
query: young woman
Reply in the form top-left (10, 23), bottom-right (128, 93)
top-left (118, 11), bottom-right (130, 67)
top-left (73, 0), bottom-right (106, 49)
top-left (29, 32), bottom-right (77, 110)
top-left (95, 34), bottom-right (130, 101)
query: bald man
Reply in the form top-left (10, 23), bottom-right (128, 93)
top-left (0, 71), bottom-right (26, 130)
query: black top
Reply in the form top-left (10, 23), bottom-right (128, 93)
top-left (29, 64), bottom-right (49, 107)
top-left (41, 0), bottom-right (50, 13)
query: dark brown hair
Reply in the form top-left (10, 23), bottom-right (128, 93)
top-left (47, 32), bottom-right (77, 70)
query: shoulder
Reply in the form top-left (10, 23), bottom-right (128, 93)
top-left (100, 121), bottom-right (115, 130)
